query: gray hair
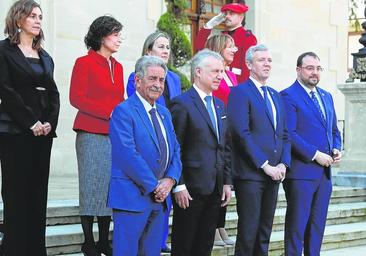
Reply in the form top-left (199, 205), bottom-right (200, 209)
top-left (135, 55), bottom-right (168, 78)
top-left (245, 44), bottom-right (269, 63)
top-left (191, 49), bottom-right (224, 77)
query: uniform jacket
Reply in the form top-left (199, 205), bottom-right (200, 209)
top-left (107, 93), bottom-right (181, 212)
top-left (69, 49), bottom-right (124, 134)
top-left (0, 38), bottom-right (59, 136)
top-left (280, 80), bottom-right (342, 180)
top-left (195, 27), bottom-right (257, 83)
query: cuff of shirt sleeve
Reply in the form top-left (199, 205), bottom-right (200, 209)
top-left (30, 121), bottom-right (41, 130)
top-left (261, 160), bottom-right (269, 169)
top-left (173, 184), bottom-right (187, 193)
top-left (312, 150), bottom-right (319, 161)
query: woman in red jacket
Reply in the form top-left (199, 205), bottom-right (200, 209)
top-left (205, 34), bottom-right (238, 246)
top-left (69, 16), bottom-right (124, 256)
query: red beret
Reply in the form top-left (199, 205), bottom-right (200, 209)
top-left (221, 3), bottom-right (249, 14)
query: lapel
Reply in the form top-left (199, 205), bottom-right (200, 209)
top-left (316, 88), bottom-right (329, 125)
top-left (157, 104), bottom-right (172, 158)
top-left (5, 41), bottom-right (35, 79)
top-left (247, 80), bottom-right (276, 130)
top-left (213, 97), bottom-right (223, 142)
top-left (294, 81), bottom-right (326, 128)
top-left (39, 49), bottom-right (53, 77)
top-left (268, 87), bottom-right (281, 131)
top-left (131, 94), bottom-right (160, 150)
top-left (189, 87), bottom-right (218, 139)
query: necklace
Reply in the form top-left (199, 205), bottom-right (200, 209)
top-left (18, 44), bottom-right (38, 58)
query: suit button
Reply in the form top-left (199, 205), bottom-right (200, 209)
top-left (274, 150), bottom-right (277, 153)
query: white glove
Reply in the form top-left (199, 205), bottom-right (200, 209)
top-left (204, 13), bottom-right (226, 29)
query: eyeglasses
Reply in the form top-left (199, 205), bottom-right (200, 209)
top-left (301, 66), bottom-right (324, 72)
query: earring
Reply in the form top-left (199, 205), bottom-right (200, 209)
top-left (17, 27), bottom-right (21, 33)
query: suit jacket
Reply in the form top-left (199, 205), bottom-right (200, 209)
top-left (0, 38), bottom-right (59, 136)
top-left (280, 80), bottom-right (342, 180)
top-left (107, 93), bottom-right (182, 212)
top-left (126, 70), bottom-right (181, 107)
top-left (227, 79), bottom-right (291, 181)
top-left (213, 69), bottom-right (238, 105)
top-left (195, 27), bottom-right (257, 83)
top-left (170, 87), bottom-right (232, 196)
top-left (70, 49), bottom-right (124, 134)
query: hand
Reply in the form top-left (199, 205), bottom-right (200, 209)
top-left (42, 122), bottom-right (52, 136)
top-left (315, 151), bottom-right (333, 167)
top-left (276, 163), bottom-right (287, 182)
top-left (31, 121), bottom-right (44, 136)
top-left (332, 149), bottom-right (342, 164)
top-left (154, 178), bottom-right (175, 202)
top-left (263, 164), bottom-right (283, 181)
top-left (221, 185), bottom-right (232, 207)
top-left (205, 13), bottom-right (226, 29)
top-left (174, 189), bottom-right (193, 209)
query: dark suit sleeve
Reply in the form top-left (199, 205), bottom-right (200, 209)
top-left (109, 105), bottom-right (158, 195)
top-left (0, 48), bottom-right (38, 129)
top-left (223, 116), bottom-right (233, 185)
top-left (170, 99), bottom-right (188, 185)
top-left (278, 95), bottom-right (291, 167)
top-left (281, 90), bottom-right (318, 162)
top-left (227, 88), bottom-right (268, 169)
top-left (45, 57), bottom-right (60, 131)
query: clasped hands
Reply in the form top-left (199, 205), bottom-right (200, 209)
top-left (315, 149), bottom-right (342, 167)
top-left (31, 121), bottom-right (52, 136)
top-left (263, 163), bottom-right (286, 182)
top-left (153, 177), bottom-right (175, 203)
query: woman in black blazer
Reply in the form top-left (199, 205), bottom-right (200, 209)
top-left (0, 1), bottom-right (60, 255)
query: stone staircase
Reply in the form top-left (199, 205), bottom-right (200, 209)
top-left (0, 186), bottom-right (365, 255)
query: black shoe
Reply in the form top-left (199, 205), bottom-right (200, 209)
top-left (161, 245), bottom-right (171, 253)
top-left (96, 241), bottom-right (112, 256)
top-left (81, 243), bottom-right (101, 256)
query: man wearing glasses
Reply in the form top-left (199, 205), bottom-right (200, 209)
top-left (280, 52), bottom-right (342, 255)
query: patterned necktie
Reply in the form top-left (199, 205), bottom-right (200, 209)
top-left (149, 108), bottom-right (167, 178)
top-left (204, 95), bottom-right (218, 140)
top-left (310, 91), bottom-right (326, 123)
top-left (261, 86), bottom-right (274, 125)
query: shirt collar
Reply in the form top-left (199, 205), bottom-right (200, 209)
top-left (136, 91), bottom-right (157, 113)
top-left (250, 76), bottom-right (266, 92)
top-left (297, 79), bottom-right (316, 95)
top-left (193, 84), bottom-right (212, 102)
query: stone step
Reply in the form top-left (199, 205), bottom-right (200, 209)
top-left (53, 222), bottom-right (366, 256)
top-left (8, 186), bottom-right (366, 226)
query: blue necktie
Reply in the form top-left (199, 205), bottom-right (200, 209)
top-left (310, 91), bottom-right (326, 123)
top-left (204, 95), bottom-right (218, 140)
top-left (149, 108), bottom-right (167, 178)
top-left (261, 86), bottom-right (274, 125)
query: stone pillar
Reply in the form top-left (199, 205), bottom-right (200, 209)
top-left (334, 82), bottom-right (366, 187)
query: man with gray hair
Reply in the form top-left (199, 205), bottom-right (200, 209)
top-left (170, 49), bottom-right (232, 256)
top-left (107, 55), bottom-right (182, 255)
top-left (227, 44), bottom-right (291, 255)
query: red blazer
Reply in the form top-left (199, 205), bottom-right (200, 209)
top-left (195, 27), bottom-right (257, 83)
top-left (70, 49), bottom-right (124, 134)
top-left (213, 69), bottom-right (238, 106)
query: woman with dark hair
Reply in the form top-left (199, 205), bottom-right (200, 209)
top-left (126, 31), bottom-right (181, 253)
top-left (0, 1), bottom-right (60, 255)
top-left (205, 33), bottom-right (238, 246)
top-left (69, 15), bottom-right (124, 256)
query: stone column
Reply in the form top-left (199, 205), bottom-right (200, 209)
top-left (334, 82), bottom-right (366, 187)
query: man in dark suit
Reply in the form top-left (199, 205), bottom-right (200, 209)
top-left (280, 52), bottom-right (342, 256)
top-left (227, 44), bottom-right (291, 256)
top-left (107, 56), bottom-right (181, 256)
top-left (170, 49), bottom-right (232, 256)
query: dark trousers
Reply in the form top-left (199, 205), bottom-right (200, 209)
top-left (234, 179), bottom-right (279, 256)
top-left (171, 191), bottom-right (221, 256)
top-left (0, 134), bottom-right (53, 256)
top-left (283, 173), bottom-right (332, 256)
